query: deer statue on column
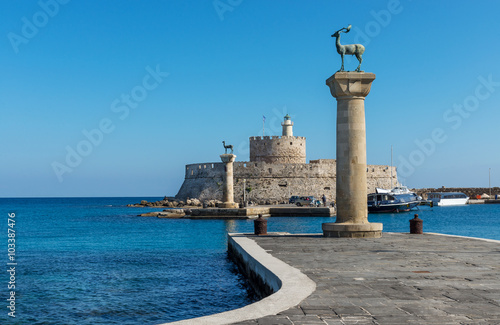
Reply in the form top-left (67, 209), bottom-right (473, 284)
top-left (331, 25), bottom-right (365, 72)
top-left (222, 141), bottom-right (233, 154)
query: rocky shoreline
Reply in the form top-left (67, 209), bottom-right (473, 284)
top-left (127, 197), bottom-right (220, 208)
top-left (128, 197), bottom-right (225, 217)
top-left (127, 196), bottom-right (289, 209)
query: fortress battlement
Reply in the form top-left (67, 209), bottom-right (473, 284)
top-left (184, 161), bottom-right (395, 179)
top-left (310, 159), bottom-right (336, 164)
top-left (249, 135), bottom-right (306, 141)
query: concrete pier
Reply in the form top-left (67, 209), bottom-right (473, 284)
top-left (167, 233), bottom-right (500, 324)
top-left (323, 72), bottom-right (382, 238)
top-left (230, 233), bottom-right (500, 324)
top-left (219, 154), bottom-right (239, 209)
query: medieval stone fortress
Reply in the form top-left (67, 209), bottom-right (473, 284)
top-left (175, 114), bottom-right (397, 204)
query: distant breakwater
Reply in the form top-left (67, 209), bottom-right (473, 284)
top-left (415, 187), bottom-right (500, 199)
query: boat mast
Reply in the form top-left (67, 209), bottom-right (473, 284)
top-left (390, 145), bottom-right (393, 189)
top-left (489, 168), bottom-right (491, 197)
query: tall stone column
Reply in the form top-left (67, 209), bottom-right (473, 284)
top-left (322, 72), bottom-right (382, 238)
top-left (218, 154), bottom-right (239, 209)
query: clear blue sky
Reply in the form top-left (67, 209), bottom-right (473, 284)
top-left (2, 1), bottom-right (499, 197)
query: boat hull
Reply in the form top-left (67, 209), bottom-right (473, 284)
top-left (368, 201), bottom-right (420, 213)
top-left (368, 192), bottom-right (421, 214)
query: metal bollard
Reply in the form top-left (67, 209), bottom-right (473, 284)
top-left (254, 214), bottom-right (267, 235)
top-left (409, 214), bottom-right (423, 234)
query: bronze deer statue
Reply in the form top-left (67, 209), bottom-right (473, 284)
top-left (222, 141), bottom-right (233, 154)
top-left (331, 25), bottom-right (365, 72)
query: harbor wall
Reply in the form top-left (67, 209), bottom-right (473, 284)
top-left (415, 187), bottom-right (500, 200)
top-left (175, 159), bottom-right (397, 202)
top-left (227, 235), bottom-right (278, 298)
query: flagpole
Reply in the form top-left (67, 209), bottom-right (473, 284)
top-left (262, 116), bottom-right (265, 137)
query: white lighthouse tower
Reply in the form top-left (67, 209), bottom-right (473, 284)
top-left (281, 114), bottom-right (293, 136)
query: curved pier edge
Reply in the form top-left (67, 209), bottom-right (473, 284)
top-left (161, 233), bottom-right (316, 325)
top-left (425, 232), bottom-right (500, 244)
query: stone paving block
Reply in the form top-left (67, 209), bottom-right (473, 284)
top-left (382, 294), bottom-right (420, 301)
top-left (253, 315), bottom-right (292, 325)
top-left (438, 303), bottom-right (481, 317)
top-left (320, 317), bottom-right (344, 325)
top-left (479, 292), bottom-right (500, 304)
top-left (361, 305), bottom-right (408, 316)
top-left (305, 294), bottom-right (333, 302)
top-left (286, 314), bottom-right (325, 324)
top-left (398, 304), bottom-right (449, 316)
top-left (331, 305), bottom-right (369, 316)
top-left (298, 304), bottom-right (330, 310)
top-left (325, 299), bottom-right (355, 307)
top-left (462, 321), bottom-right (498, 325)
top-left (465, 303), bottom-right (500, 316)
top-left (300, 306), bottom-right (336, 316)
top-left (413, 288), bottom-right (452, 300)
top-left (416, 315), bottom-right (473, 324)
top-left (338, 316), bottom-right (376, 324)
top-left (372, 315), bottom-right (423, 324)
top-left (299, 299), bottom-right (329, 306)
top-left (277, 306), bottom-right (305, 316)
top-left (341, 298), bottom-right (386, 307)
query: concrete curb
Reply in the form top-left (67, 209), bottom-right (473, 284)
top-left (426, 232), bottom-right (500, 243)
top-left (161, 233), bottom-right (316, 325)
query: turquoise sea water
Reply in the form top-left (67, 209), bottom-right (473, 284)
top-left (0, 198), bottom-right (499, 324)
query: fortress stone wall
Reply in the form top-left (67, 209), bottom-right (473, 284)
top-left (175, 115), bottom-right (398, 203)
top-left (175, 159), bottom-right (397, 203)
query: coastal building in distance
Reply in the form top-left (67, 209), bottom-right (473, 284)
top-left (175, 115), bottom-right (397, 204)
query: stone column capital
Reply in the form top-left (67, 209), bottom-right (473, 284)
top-left (326, 72), bottom-right (376, 99)
top-left (220, 154), bottom-right (236, 163)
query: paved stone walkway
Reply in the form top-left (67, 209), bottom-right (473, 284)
top-left (232, 233), bottom-right (500, 325)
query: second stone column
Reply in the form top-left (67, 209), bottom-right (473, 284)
top-left (218, 154), bottom-right (239, 209)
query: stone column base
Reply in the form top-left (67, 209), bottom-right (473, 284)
top-left (218, 202), bottom-right (240, 209)
top-left (322, 222), bottom-right (383, 238)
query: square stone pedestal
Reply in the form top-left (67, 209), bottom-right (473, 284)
top-left (322, 222), bottom-right (383, 238)
top-left (218, 202), bottom-right (239, 209)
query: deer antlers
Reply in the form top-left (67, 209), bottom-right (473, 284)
top-left (332, 24), bottom-right (352, 36)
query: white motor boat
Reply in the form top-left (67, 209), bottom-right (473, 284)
top-left (427, 192), bottom-right (469, 206)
